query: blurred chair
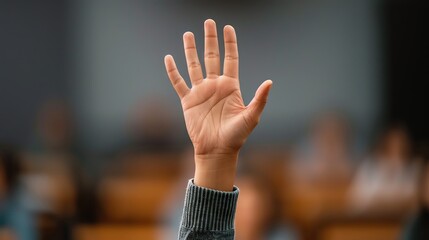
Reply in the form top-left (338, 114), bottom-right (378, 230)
top-left (105, 153), bottom-right (184, 179)
top-left (98, 177), bottom-right (177, 223)
top-left (98, 152), bottom-right (185, 223)
top-left (283, 181), bottom-right (351, 240)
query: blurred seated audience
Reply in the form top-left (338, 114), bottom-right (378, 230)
top-left (349, 125), bottom-right (420, 215)
top-left (285, 111), bottom-right (356, 239)
top-left (291, 111), bottom-right (354, 185)
top-left (0, 145), bottom-right (37, 240)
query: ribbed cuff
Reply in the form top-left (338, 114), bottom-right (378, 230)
top-left (181, 179), bottom-right (239, 232)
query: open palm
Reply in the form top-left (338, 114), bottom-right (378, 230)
top-left (164, 19), bottom-right (272, 156)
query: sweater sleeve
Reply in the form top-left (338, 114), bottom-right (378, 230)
top-left (178, 179), bottom-right (239, 240)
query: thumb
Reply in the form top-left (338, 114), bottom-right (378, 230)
top-left (245, 80), bottom-right (273, 126)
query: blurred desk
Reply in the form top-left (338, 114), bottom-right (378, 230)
top-left (317, 217), bottom-right (403, 240)
top-left (74, 224), bottom-right (167, 240)
top-left (98, 177), bottom-right (177, 223)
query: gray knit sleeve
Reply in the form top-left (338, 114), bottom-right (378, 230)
top-left (178, 179), bottom-right (239, 240)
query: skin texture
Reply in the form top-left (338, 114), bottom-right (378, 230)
top-left (164, 19), bottom-right (272, 191)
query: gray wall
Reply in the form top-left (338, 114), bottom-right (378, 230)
top-left (71, 0), bottom-right (382, 148)
top-left (0, 1), bottom-right (69, 145)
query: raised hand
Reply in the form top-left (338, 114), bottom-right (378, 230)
top-left (164, 19), bottom-right (272, 190)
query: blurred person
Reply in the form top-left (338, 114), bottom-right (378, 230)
top-left (27, 100), bottom-right (78, 156)
top-left (24, 100), bottom-right (84, 180)
top-left (349, 125), bottom-right (420, 214)
top-left (22, 100), bottom-right (93, 237)
top-left (0, 145), bottom-right (37, 240)
top-left (105, 98), bottom-right (184, 171)
top-left (235, 169), bottom-right (297, 240)
top-left (164, 19), bottom-right (272, 239)
top-left (235, 174), bottom-right (272, 240)
top-left (124, 98), bottom-right (182, 154)
top-left (292, 111), bottom-right (354, 184)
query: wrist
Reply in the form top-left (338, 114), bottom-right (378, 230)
top-left (194, 152), bottom-right (239, 191)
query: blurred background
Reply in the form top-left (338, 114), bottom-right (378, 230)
top-left (1, 0), bottom-right (428, 239)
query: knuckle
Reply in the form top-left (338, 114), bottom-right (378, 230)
top-left (172, 77), bottom-right (182, 85)
top-left (205, 52), bottom-right (219, 59)
top-left (167, 68), bottom-right (177, 74)
top-left (188, 61), bottom-right (201, 69)
top-left (225, 55), bottom-right (238, 61)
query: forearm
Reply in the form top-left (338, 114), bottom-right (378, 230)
top-left (178, 179), bottom-right (239, 240)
